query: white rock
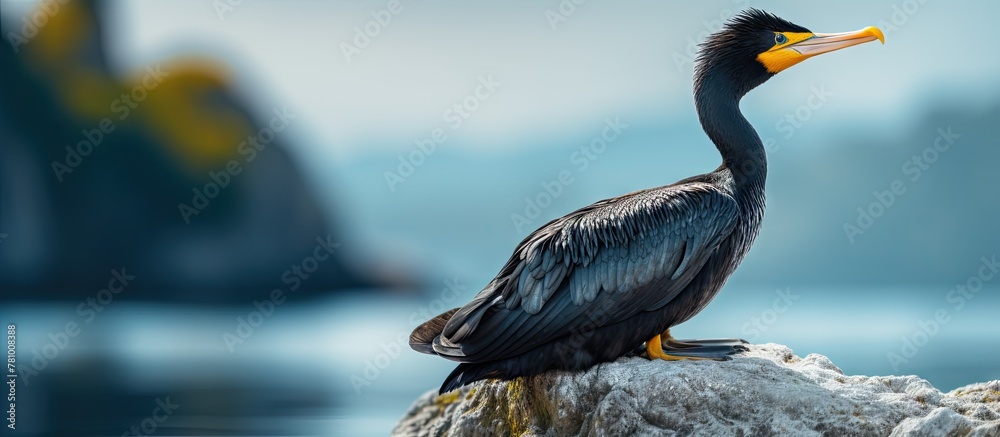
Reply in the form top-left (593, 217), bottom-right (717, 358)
top-left (392, 344), bottom-right (1000, 436)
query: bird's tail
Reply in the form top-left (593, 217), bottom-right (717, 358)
top-left (440, 362), bottom-right (508, 394)
top-left (409, 307), bottom-right (459, 354)
top-left (412, 308), bottom-right (508, 393)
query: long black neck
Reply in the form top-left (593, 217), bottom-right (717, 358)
top-left (694, 71), bottom-right (767, 197)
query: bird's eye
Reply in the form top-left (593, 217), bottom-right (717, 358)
top-left (775, 33), bottom-right (788, 45)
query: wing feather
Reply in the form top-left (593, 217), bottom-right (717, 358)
top-left (434, 182), bottom-right (739, 360)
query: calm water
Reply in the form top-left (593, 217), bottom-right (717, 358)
top-left (2, 286), bottom-right (997, 436)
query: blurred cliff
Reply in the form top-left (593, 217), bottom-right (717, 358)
top-left (0, 0), bottom-right (409, 300)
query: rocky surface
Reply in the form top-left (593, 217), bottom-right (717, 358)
top-left (393, 344), bottom-right (1000, 436)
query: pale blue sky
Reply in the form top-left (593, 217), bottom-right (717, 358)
top-left (40, 0), bottom-right (998, 158)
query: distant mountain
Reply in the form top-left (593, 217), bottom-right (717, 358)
top-left (739, 99), bottom-right (1000, 286)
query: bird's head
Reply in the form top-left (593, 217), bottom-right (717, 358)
top-left (695, 9), bottom-right (884, 98)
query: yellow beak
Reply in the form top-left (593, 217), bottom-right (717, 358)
top-left (758, 26), bottom-right (884, 73)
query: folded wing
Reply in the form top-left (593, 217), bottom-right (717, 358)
top-left (429, 182), bottom-right (739, 362)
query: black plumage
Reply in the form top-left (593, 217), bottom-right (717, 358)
top-left (410, 9), bottom-right (883, 393)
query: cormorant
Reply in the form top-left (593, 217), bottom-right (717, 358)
top-left (411, 9), bottom-right (884, 393)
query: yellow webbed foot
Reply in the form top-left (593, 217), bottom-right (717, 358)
top-left (645, 333), bottom-right (711, 361)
